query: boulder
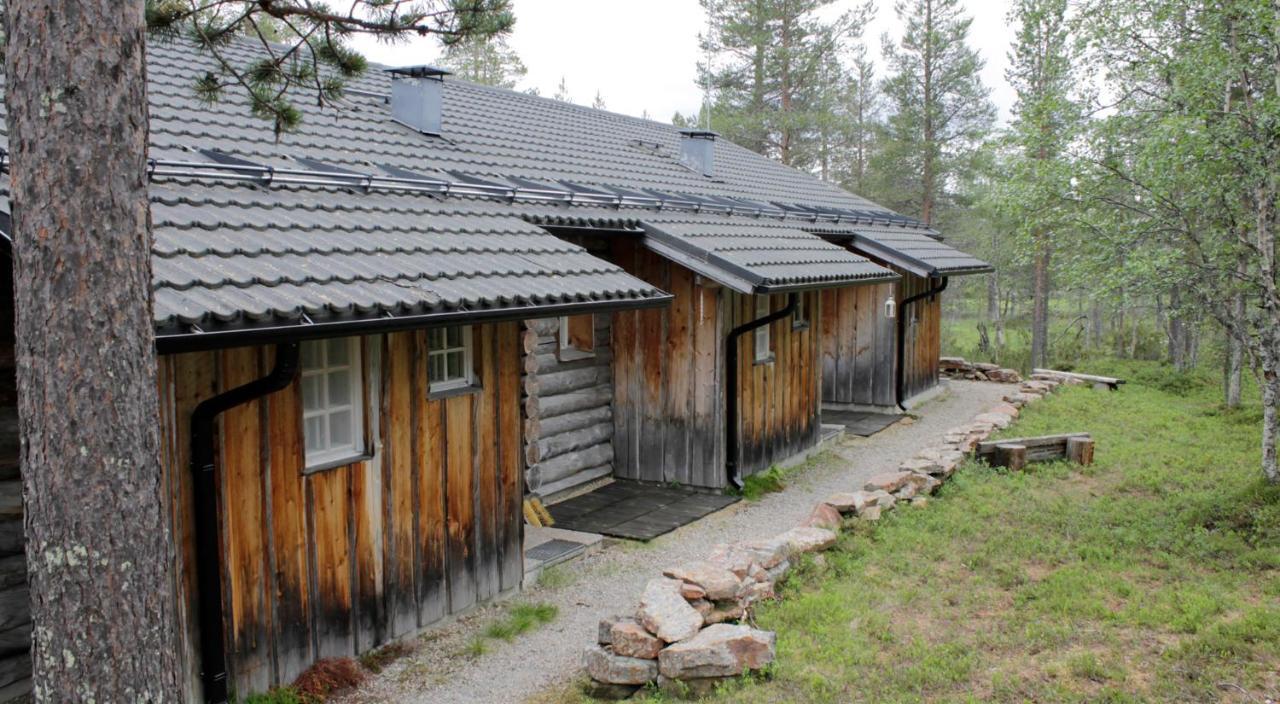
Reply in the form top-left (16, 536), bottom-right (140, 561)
top-left (680, 582), bottom-right (707, 601)
top-left (598, 615), bottom-right (630, 645)
top-left (706, 543), bottom-right (757, 579)
top-left (986, 368), bottom-right (1023, 383)
top-left (776, 526), bottom-right (837, 554)
top-left (973, 362), bottom-right (1000, 372)
top-left (704, 601), bottom-right (746, 625)
top-left (688, 598), bottom-right (713, 619)
top-left (824, 491), bottom-right (874, 515)
top-left (903, 472), bottom-right (941, 495)
top-left (584, 645), bottom-right (659, 685)
top-left (658, 624), bottom-right (777, 680)
top-left (610, 621), bottom-right (664, 660)
top-left (940, 356), bottom-right (971, 371)
top-left (737, 536), bottom-right (791, 569)
top-left (894, 482), bottom-right (917, 500)
top-left (972, 412), bottom-right (1013, 429)
top-left (664, 562), bottom-right (745, 602)
top-left (765, 559), bottom-right (791, 584)
top-left (583, 680), bottom-right (642, 700)
top-left (744, 580), bottom-right (775, 602)
top-left (637, 577), bottom-right (704, 643)
top-left (988, 402), bottom-right (1020, 418)
top-left (863, 471), bottom-right (914, 493)
top-left (859, 505), bottom-right (883, 521)
top-left (867, 489), bottom-right (896, 510)
top-left (800, 502), bottom-right (843, 531)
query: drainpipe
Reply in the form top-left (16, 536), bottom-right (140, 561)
top-left (190, 342), bottom-right (301, 704)
top-left (896, 277), bottom-right (948, 410)
top-left (725, 293), bottom-right (798, 489)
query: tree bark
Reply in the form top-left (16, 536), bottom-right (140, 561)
top-left (1261, 350), bottom-right (1280, 484)
top-left (1030, 235), bottom-right (1051, 368)
top-left (1225, 257), bottom-right (1247, 408)
top-left (4, 1), bottom-right (181, 701)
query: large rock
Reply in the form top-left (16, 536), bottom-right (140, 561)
top-left (583, 680), bottom-right (642, 700)
top-left (776, 526), bottom-right (837, 554)
top-left (584, 645), bottom-right (659, 685)
top-left (707, 543), bottom-right (764, 578)
top-left (664, 562), bottom-right (745, 602)
top-left (658, 624), bottom-right (777, 679)
top-left (637, 577), bottom-right (704, 643)
top-left (737, 536), bottom-right (791, 569)
top-left (824, 491), bottom-right (875, 514)
top-left (598, 615), bottom-right (630, 645)
top-left (860, 505), bottom-right (883, 521)
top-left (866, 489), bottom-right (896, 510)
top-left (940, 356), bottom-right (970, 371)
top-left (800, 502), bottom-right (842, 531)
top-left (988, 402), bottom-right (1021, 418)
top-left (972, 412), bottom-right (1013, 429)
top-left (973, 362), bottom-right (1000, 372)
top-left (611, 621), bottom-right (664, 660)
top-left (986, 368), bottom-right (1023, 383)
top-left (704, 601), bottom-right (746, 624)
top-left (765, 559), bottom-right (791, 585)
top-left (864, 471), bottom-right (914, 493)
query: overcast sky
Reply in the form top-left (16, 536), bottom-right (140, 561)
top-left (351, 0), bottom-right (1018, 124)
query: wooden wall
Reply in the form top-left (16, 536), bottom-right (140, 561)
top-left (611, 242), bottom-right (821, 489)
top-left (157, 324), bottom-right (524, 701)
top-left (819, 282), bottom-right (896, 407)
top-left (725, 290), bottom-right (822, 478)
top-left (0, 257), bottom-right (30, 703)
top-left (897, 273), bottom-right (942, 402)
top-left (521, 315), bottom-right (616, 498)
top-left (611, 245), bottom-right (726, 489)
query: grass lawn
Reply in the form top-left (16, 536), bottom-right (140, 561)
top-left (564, 361), bottom-right (1280, 703)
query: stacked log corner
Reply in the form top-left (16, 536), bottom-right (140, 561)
top-left (521, 316), bottom-right (616, 498)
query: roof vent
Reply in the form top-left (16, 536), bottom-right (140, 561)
top-left (678, 129), bottom-right (717, 177)
top-left (386, 65), bottom-right (450, 136)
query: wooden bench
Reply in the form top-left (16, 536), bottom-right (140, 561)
top-left (975, 433), bottom-right (1095, 470)
top-left (1033, 368), bottom-right (1125, 391)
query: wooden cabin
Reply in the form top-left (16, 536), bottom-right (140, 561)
top-left (0, 38), bottom-right (988, 703)
top-left (817, 224), bottom-right (993, 409)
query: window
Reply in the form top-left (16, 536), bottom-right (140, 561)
top-left (428, 325), bottom-right (474, 393)
top-left (301, 337), bottom-right (366, 469)
top-left (754, 296), bottom-right (772, 362)
top-left (559, 314), bottom-right (596, 359)
top-left (792, 293), bottom-right (810, 329)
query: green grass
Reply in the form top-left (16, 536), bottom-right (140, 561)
top-left (547, 359), bottom-right (1279, 703)
top-left (483, 602), bottom-right (559, 641)
top-left (237, 688), bottom-right (304, 704)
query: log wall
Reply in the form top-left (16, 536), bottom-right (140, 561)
top-left (898, 273), bottom-right (942, 402)
top-left (819, 282), bottom-right (896, 407)
top-left (611, 242), bottom-right (821, 489)
top-left (521, 315), bottom-right (616, 497)
top-left (157, 325), bottom-right (523, 701)
top-left (0, 258), bottom-right (30, 702)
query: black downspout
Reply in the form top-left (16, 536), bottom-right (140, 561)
top-left (725, 292), bottom-right (798, 490)
top-left (896, 277), bottom-right (948, 410)
top-left (190, 342), bottom-right (301, 704)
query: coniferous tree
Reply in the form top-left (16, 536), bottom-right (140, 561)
top-left (439, 35), bottom-right (527, 88)
top-left (874, 0), bottom-right (995, 224)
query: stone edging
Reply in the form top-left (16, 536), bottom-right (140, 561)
top-left (580, 374), bottom-right (1080, 700)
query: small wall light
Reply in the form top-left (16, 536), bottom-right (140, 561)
top-left (885, 295), bottom-right (896, 319)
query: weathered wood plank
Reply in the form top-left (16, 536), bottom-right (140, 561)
top-left (382, 332), bottom-right (417, 638)
top-left (663, 264), bottom-right (693, 486)
top-left (444, 393), bottom-right (476, 614)
top-left (416, 331), bottom-right (447, 627)
top-left (308, 465), bottom-right (354, 658)
top-left (474, 324), bottom-right (499, 603)
top-left (497, 322), bottom-right (524, 593)
top-left (692, 281), bottom-right (720, 489)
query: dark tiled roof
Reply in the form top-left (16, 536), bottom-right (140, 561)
top-left (638, 217), bottom-right (896, 293)
top-left (816, 223), bottom-right (994, 277)
top-left (0, 38), bottom-right (987, 346)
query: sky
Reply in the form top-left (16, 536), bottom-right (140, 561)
top-left (351, 0), bottom-right (1018, 124)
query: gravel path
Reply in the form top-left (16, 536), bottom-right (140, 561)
top-left (337, 380), bottom-right (1009, 704)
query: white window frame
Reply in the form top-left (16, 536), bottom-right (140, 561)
top-left (792, 293), bottom-right (810, 329)
top-left (754, 295), bottom-right (772, 362)
top-left (428, 324), bottom-right (475, 394)
top-left (300, 337), bottom-right (366, 471)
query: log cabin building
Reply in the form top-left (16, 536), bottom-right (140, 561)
top-left (0, 38), bottom-right (988, 702)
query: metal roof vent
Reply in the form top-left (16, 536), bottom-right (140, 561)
top-left (678, 129), bottom-right (717, 177)
top-left (386, 65), bottom-right (450, 136)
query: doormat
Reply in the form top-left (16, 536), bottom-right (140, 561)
top-left (525, 538), bottom-right (586, 565)
top-left (822, 410), bottom-right (905, 437)
top-left (547, 481), bottom-right (739, 541)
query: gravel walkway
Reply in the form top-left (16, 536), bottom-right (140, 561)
top-left (337, 380), bottom-right (1009, 704)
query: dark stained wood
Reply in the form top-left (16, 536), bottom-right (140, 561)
top-left (155, 324), bottom-right (523, 700)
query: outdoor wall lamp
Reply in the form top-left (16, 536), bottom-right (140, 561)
top-left (885, 295), bottom-right (896, 319)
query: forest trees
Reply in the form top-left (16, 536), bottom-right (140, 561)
top-left (3, 1), bottom-right (512, 700)
top-left (1076, 0), bottom-right (1280, 483)
top-left (874, 0), bottom-right (995, 225)
top-left (997, 0), bottom-right (1078, 368)
top-left (439, 35), bottom-right (527, 88)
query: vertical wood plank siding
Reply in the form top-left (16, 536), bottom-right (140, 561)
top-left (157, 323), bottom-right (524, 700)
top-left (819, 282), bottom-right (897, 407)
top-left (896, 272), bottom-right (942, 402)
top-left (611, 244), bottom-right (820, 489)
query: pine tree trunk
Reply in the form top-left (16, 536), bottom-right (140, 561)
top-left (4, 1), bottom-right (181, 700)
top-left (1030, 236), bottom-right (1051, 368)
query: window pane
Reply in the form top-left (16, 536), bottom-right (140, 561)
top-left (329, 409), bottom-right (353, 447)
top-left (447, 326), bottom-right (462, 348)
top-left (328, 369), bottom-right (352, 406)
top-left (304, 416), bottom-right (325, 452)
top-left (301, 341), bottom-right (322, 369)
top-left (429, 328), bottom-right (444, 350)
top-left (447, 351), bottom-right (462, 380)
top-left (302, 374), bottom-right (324, 411)
top-left (429, 354), bottom-right (443, 382)
top-left (326, 337), bottom-right (350, 366)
